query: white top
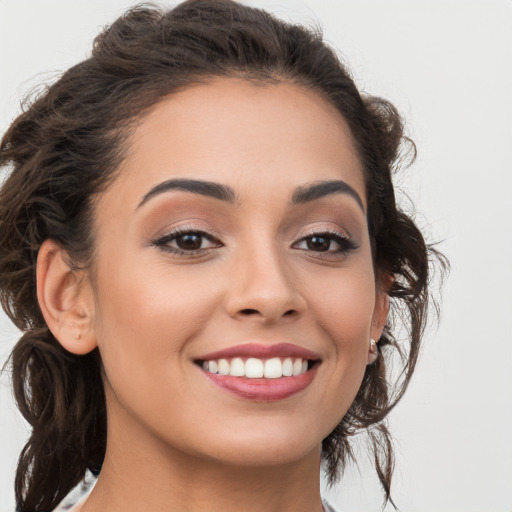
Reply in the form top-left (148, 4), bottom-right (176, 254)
top-left (53, 477), bottom-right (340, 512)
top-left (55, 500), bottom-right (339, 512)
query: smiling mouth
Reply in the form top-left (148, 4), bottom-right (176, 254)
top-left (194, 357), bottom-right (319, 379)
top-left (194, 342), bottom-right (321, 400)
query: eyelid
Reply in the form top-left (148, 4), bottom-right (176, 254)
top-left (154, 228), bottom-right (219, 245)
top-left (150, 220), bottom-right (221, 242)
top-left (150, 225), bottom-right (223, 256)
top-left (294, 225), bottom-right (351, 241)
top-left (292, 225), bottom-right (359, 256)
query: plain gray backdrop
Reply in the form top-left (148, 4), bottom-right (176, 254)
top-left (1, 1), bottom-right (511, 510)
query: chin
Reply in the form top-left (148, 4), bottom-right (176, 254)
top-left (193, 421), bottom-right (326, 468)
top-left (213, 443), bottom-right (319, 469)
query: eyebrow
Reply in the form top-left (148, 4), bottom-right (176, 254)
top-left (291, 180), bottom-right (365, 211)
top-left (137, 177), bottom-right (364, 212)
top-left (137, 178), bottom-right (237, 208)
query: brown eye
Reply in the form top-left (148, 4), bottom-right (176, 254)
top-left (175, 233), bottom-right (203, 251)
top-left (306, 236), bottom-right (330, 252)
top-left (293, 231), bottom-right (357, 256)
top-left (153, 229), bottom-right (222, 255)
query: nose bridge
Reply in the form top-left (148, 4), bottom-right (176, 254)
top-left (226, 236), bottom-right (305, 322)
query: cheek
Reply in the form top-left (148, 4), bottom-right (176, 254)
top-left (308, 263), bottom-right (376, 340)
top-left (304, 262), bottom-right (376, 398)
top-left (90, 259), bottom-right (228, 445)
top-left (92, 257), bottom-right (222, 382)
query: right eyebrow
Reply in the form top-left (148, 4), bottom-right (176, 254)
top-left (137, 178), bottom-right (238, 209)
top-left (291, 180), bottom-right (365, 212)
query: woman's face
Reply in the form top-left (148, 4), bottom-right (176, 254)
top-left (87, 78), bottom-right (387, 468)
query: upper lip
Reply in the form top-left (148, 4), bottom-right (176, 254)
top-left (196, 342), bottom-right (321, 361)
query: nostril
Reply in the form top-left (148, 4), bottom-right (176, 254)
top-left (238, 308), bottom-right (298, 318)
top-left (240, 308), bottom-right (259, 315)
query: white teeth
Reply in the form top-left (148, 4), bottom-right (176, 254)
top-left (208, 360), bottom-right (219, 374)
top-left (282, 357), bottom-right (293, 377)
top-left (201, 357), bottom-right (312, 379)
top-left (292, 358), bottom-right (303, 376)
top-left (229, 357), bottom-right (245, 377)
top-left (218, 359), bottom-right (230, 375)
top-left (264, 357), bottom-right (283, 379)
top-left (245, 358), bottom-right (264, 378)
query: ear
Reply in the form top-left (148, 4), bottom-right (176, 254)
top-left (36, 239), bottom-right (97, 355)
top-left (370, 273), bottom-right (392, 342)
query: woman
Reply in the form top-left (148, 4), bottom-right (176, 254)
top-left (0, 1), bottom-right (443, 511)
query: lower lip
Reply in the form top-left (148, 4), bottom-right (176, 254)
top-left (200, 365), bottom-right (319, 401)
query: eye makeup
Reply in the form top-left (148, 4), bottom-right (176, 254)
top-left (151, 226), bottom-right (223, 256)
top-left (293, 228), bottom-right (358, 255)
top-left (140, 189), bottom-right (364, 264)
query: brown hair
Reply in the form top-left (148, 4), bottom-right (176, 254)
top-left (0, 1), bottom-right (446, 510)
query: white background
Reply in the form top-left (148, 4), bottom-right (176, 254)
top-left (1, 1), bottom-right (511, 511)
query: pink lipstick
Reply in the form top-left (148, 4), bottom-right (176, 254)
top-left (195, 343), bottom-right (321, 401)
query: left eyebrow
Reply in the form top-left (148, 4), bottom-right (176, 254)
top-left (137, 178), bottom-right (237, 209)
top-left (291, 180), bottom-right (365, 212)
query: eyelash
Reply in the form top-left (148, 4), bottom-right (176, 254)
top-left (292, 229), bottom-right (358, 256)
top-left (151, 228), bottom-right (223, 256)
top-left (151, 228), bottom-right (357, 257)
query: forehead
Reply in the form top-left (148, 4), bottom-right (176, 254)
top-left (102, 78), bottom-right (366, 211)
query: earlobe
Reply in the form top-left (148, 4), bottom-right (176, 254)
top-left (367, 338), bottom-right (379, 364)
top-left (36, 239), bottom-right (97, 355)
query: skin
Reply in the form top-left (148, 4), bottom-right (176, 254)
top-left (37, 78), bottom-right (388, 512)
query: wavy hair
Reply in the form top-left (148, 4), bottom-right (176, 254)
top-left (0, 1), bottom-right (446, 510)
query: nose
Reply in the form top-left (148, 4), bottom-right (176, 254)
top-left (225, 245), bottom-right (306, 324)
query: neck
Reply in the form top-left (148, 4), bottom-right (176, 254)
top-left (83, 401), bottom-right (325, 512)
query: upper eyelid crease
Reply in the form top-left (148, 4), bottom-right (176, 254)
top-left (295, 225), bottom-right (354, 243)
top-left (297, 228), bottom-right (349, 238)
